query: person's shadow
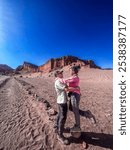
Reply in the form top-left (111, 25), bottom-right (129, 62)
top-left (65, 109), bottom-right (113, 149)
top-left (67, 132), bottom-right (113, 149)
top-left (79, 109), bottom-right (97, 124)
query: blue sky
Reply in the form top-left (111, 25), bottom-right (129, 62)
top-left (0, 0), bottom-right (113, 69)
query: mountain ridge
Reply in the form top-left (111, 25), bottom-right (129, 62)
top-left (0, 64), bottom-right (14, 75)
top-left (0, 56), bottom-right (102, 75)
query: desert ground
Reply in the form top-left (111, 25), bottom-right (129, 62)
top-left (0, 68), bottom-right (113, 150)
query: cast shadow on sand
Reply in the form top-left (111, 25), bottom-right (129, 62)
top-left (64, 110), bottom-right (113, 149)
top-left (64, 129), bottom-right (113, 149)
top-left (78, 109), bottom-right (97, 124)
top-left (69, 100), bottom-right (97, 123)
top-left (82, 132), bottom-right (113, 149)
top-left (68, 132), bottom-right (113, 149)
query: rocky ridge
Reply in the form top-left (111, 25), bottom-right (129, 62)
top-left (0, 56), bottom-right (101, 75)
top-left (0, 64), bottom-right (14, 75)
top-left (39, 56), bottom-right (101, 73)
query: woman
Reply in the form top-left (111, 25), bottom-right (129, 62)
top-left (65, 66), bottom-right (81, 131)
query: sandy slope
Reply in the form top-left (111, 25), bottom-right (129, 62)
top-left (0, 78), bottom-right (59, 150)
top-left (0, 68), bottom-right (113, 150)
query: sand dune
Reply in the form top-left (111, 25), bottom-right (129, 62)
top-left (0, 68), bottom-right (113, 150)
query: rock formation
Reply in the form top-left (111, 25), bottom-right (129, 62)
top-left (15, 62), bottom-right (38, 73)
top-left (2, 56), bottom-right (101, 74)
top-left (10, 56), bottom-right (101, 74)
top-left (39, 56), bottom-right (101, 72)
top-left (0, 64), bottom-right (14, 75)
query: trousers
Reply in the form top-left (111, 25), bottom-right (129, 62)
top-left (70, 92), bottom-right (80, 127)
top-left (55, 103), bottom-right (67, 135)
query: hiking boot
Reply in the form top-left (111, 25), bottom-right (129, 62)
top-left (89, 115), bottom-right (96, 124)
top-left (57, 134), bottom-right (69, 145)
top-left (70, 124), bottom-right (81, 132)
top-left (64, 127), bottom-right (70, 133)
top-left (84, 110), bottom-right (96, 124)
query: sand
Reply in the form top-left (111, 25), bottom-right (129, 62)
top-left (0, 68), bottom-right (113, 150)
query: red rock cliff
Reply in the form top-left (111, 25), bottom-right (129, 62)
top-left (39, 56), bottom-right (101, 72)
top-left (16, 62), bottom-right (38, 73)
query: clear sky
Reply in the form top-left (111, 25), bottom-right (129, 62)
top-left (0, 0), bottom-right (113, 69)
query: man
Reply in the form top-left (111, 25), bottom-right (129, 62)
top-left (65, 66), bottom-right (81, 131)
top-left (54, 70), bottom-right (69, 145)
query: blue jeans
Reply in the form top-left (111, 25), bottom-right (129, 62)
top-left (70, 92), bottom-right (80, 127)
top-left (55, 103), bottom-right (67, 135)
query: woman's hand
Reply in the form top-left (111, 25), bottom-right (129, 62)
top-left (67, 86), bottom-right (80, 91)
top-left (64, 87), bottom-right (69, 92)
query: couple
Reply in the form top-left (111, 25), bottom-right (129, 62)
top-left (54, 66), bottom-right (81, 145)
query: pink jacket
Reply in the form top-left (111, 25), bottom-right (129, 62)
top-left (64, 75), bottom-right (80, 95)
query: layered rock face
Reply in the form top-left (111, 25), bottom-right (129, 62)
top-left (16, 62), bottom-right (38, 73)
top-left (39, 56), bottom-right (101, 72)
top-left (1, 56), bottom-right (101, 74)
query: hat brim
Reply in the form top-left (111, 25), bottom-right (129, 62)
top-left (55, 70), bottom-right (63, 76)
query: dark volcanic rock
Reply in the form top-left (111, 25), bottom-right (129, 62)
top-left (0, 64), bottom-right (14, 75)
